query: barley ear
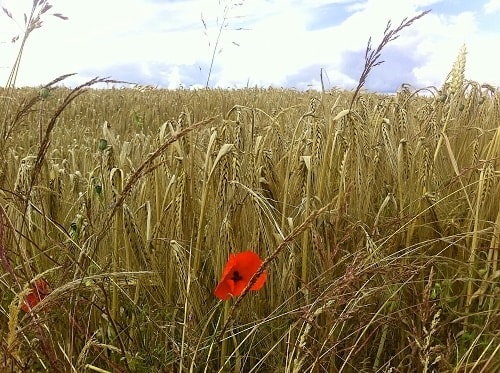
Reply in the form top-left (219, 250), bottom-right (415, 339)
top-left (447, 44), bottom-right (467, 95)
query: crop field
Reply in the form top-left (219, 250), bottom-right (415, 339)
top-left (1, 3), bottom-right (496, 371)
top-left (1, 56), bottom-right (499, 372)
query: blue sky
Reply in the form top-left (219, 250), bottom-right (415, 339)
top-left (1, 0), bottom-right (499, 92)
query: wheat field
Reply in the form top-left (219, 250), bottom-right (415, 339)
top-left (0, 5), bottom-right (499, 365)
top-left (1, 64), bottom-right (499, 372)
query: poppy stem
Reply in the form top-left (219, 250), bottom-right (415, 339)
top-left (220, 300), bottom-right (231, 369)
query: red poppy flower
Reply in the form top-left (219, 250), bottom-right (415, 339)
top-left (214, 251), bottom-right (267, 300)
top-left (21, 278), bottom-right (50, 313)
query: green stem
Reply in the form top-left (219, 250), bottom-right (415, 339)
top-left (220, 300), bottom-right (231, 370)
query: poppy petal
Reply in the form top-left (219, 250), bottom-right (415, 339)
top-left (220, 254), bottom-right (238, 279)
top-left (214, 278), bottom-right (234, 300)
top-left (21, 278), bottom-right (50, 313)
top-left (250, 271), bottom-right (267, 291)
top-left (214, 251), bottom-right (267, 300)
top-left (21, 293), bottom-right (41, 312)
top-left (34, 278), bottom-right (50, 296)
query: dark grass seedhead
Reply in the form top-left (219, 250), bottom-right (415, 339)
top-left (350, 10), bottom-right (431, 109)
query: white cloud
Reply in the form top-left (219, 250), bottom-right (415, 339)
top-left (0, 0), bottom-right (499, 90)
top-left (412, 11), bottom-right (500, 87)
top-left (484, 0), bottom-right (500, 13)
top-left (166, 66), bottom-right (182, 89)
top-left (410, 12), bottom-right (477, 86)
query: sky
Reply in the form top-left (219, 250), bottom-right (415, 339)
top-left (0, 0), bottom-right (499, 92)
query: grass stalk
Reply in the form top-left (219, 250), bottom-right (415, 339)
top-left (111, 168), bottom-right (124, 322)
top-left (180, 243), bottom-right (194, 373)
top-left (300, 156), bottom-right (313, 293)
top-left (193, 130), bottom-right (218, 274)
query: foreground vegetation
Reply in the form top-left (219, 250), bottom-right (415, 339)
top-left (0, 63), bottom-right (499, 372)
